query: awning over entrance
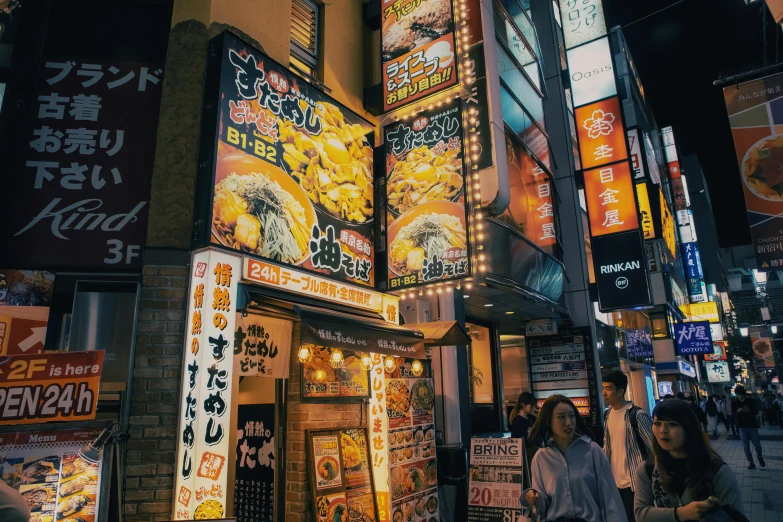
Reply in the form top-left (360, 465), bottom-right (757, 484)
top-left (403, 320), bottom-right (471, 347)
top-left (294, 304), bottom-right (425, 358)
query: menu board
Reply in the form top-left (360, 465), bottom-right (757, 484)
top-left (307, 428), bottom-right (380, 522)
top-left (386, 374), bottom-right (439, 522)
top-left (384, 101), bottom-right (469, 291)
top-left (467, 438), bottom-right (525, 522)
top-left (234, 404), bottom-right (275, 522)
top-left (204, 32), bottom-right (375, 287)
top-left (0, 428), bottom-right (104, 522)
top-left (527, 328), bottom-right (598, 420)
top-left (301, 346), bottom-right (370, 400)
top-left (380, 0), bottom-right (458, 112)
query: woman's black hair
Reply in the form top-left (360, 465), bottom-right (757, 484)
top-left (509, 392), bottom-right (537, 423)
top-left (529, 394), bottom-right (593, 447)
top-left (652, 400), bottom-right (723, 499)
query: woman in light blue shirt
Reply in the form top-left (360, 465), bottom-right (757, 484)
top-left (523, 395), bottom-right (628, 522)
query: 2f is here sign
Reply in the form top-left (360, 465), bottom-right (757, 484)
top-left (0, 351), bottom-right (104, 425)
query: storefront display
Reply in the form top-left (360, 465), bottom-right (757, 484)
top-left (384, 100), bottom-right (470, 291)
top-left (0, 351), bottom-right (104, 425)
top-left (467, 437), bottom-right (524, 522)
top-left (0, 428), bottom-right (105, 522)
top-left (301, 347), bottom-right (370, 400)
top-left (198, 32), bottom-right (375, 288)
top-left (307, 427), bottom-right (380, 522)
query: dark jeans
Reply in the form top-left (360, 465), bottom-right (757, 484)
top-left (725, 414), bottom-right (737, 435)
top-left (739, 428), bottom-right (763, 462)
top-left (619, 487), bottom-right (635, 522)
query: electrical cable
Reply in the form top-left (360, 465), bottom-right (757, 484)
top-left (622, 0), bottom-right (688, 29)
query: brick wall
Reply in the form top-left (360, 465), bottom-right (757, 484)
top-left (124, 263), bottom-right (189, 521)
top-left (284, 324), bottom-right (366, 521)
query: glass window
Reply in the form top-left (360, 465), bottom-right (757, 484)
top-left (650, 311), bottom-right (670, 339)
top-left (467, 322), bottom-right (494, 404)
top-left (500, 84), bottom-right (550, 169)
top-left (500, 335), bottom-right (529, 415)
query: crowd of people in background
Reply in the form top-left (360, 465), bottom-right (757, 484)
top-left (511, 377), bottom-right (783, 521)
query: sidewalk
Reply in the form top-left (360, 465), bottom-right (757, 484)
top-left (711, 423), bottom-right (783, 522)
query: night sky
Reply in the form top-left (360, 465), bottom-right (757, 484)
top-left (603, 0), bottom-right (783, 247)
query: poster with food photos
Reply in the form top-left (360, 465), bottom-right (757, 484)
top-left (301, 346), bottom-right (370, 400)
top-left (234, 404), bottom-right (275, 522)
top-left (385, 367), bottom-right (439, 521)
top-left (0, 428), bottom-right (104, 522)
top-left (307, 428), bottom-right (380, 522)
top-left (205, 31), bottom-right (375, 287)
top-left (384, 101), bottom-right (469, 291)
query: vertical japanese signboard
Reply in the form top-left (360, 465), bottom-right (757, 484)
top-left (234, 404), bottom-right (275, 522)
top-left (628, 129), bottom-right (645, 179)
top-left (384, 101), bottom-right (470, 290)
top-left (636, 183), bottom-right (655, 239)
top-left (380, 0), bottom-right (458, 112)
top-left (2, 59), bottom-right (163, 270)
top-left (583, 162), bottom-right (639, 236)
top-left (233, 313), bottom-right (292, 378)
top-left (527, 328), bottom-right (598, 421)
top-left (202, 32), bottom-right (375, 287)
top-left (723, 73), bottom-right (783, 271)
top-left (558, 0), bottom-right (607, 49)
top-left (467, 438), bottom-right (525, 522)
top-left (575, 96), bottom-right (628, 170)
top-left (174, 249), bottom-right (240, 520)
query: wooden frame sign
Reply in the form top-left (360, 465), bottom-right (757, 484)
top-left (306, 428), bottom-right (380, 522)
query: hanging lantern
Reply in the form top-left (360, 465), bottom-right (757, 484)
top-left (410, 359), bottom-right (424, 377)
top-left (298, 345), bottom-right (313, 363)
top-left (314, 369), bottom-right (327, 382)
top-left (360, 353), bottom-right (373, 371)
top-left (384, 356), bottom-right (398, 373)
top-left (330, 348), bottom-right (344, 369)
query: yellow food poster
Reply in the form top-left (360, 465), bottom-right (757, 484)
top-left (313, 435), bottom-right (343, 490)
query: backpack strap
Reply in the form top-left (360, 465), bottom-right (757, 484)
top-left (628, 405), bottom-right (649, 459)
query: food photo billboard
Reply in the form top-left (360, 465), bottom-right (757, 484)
top-left (384, 100), bottom-right (470, 290)
top-left (196, 32), bottom-right (375, 287)
top-left (723, 72), bottom-right (783, 271)
top-left (381, 0), bottom-right (459, 112)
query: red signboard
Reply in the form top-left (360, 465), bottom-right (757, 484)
top-left (583, 162), bottom-right (639, 236)
top-left (575, 97), bottom-right (629, 170)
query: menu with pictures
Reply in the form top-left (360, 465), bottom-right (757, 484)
top-left (301, 346), bottom-right (370, 400)
top-left (0, 429), bottom-right (104, 522)
top-left (307, 427), bottom-right (379, 522)
top-left (385, 362), bottom-right (439, 522)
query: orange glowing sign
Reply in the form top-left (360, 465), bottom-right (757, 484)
top-left (575, 97), bottom-right (629, 170)
top-left (583, 162), bottom-right (639, 236)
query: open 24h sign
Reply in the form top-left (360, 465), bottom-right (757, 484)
top-left (674, 321), bottom-right (713, 355)
top-left (0, 351), bottom-right (104, 425)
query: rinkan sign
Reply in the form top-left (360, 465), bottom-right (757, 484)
top-left (592, 231), bottom-right (651, 312)
top-left (599, 261), bottom-right (641, 274)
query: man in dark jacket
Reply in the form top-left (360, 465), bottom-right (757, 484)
top-left (733, 385), bottom-right (766, 469)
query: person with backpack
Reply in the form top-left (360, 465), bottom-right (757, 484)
top-left (634, 400), bottom-right (745, 522)
top-left (602, 371), bottom-right (654, 522)
top-left (705, 396), bottom-right (719, 437)
top-left (733, 385), bottom-right (765, 469)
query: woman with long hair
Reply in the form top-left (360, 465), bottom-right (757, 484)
top-left (634, 400), bottom-right (744, 521)
top-left (510, 391), bottom-right (537, 439)
top-left (522, 395), bottom-right (627, 522)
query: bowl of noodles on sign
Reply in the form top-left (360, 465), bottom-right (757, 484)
top-left (212, 154), bottom-right (317, 266)
top-left (741, 135), bottom-right (783, 201)
top-left (388, 201), bottom-right (467, 279)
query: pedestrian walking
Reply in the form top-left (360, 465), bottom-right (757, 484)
top-left (687, 396), bottom-right (707, 433)
top-left (721, 392), bottom-right (737, 437)
top-left (510, 391), bottom-right (537, 439)
top-left (763, 393), bottom-right (776, 427)
top-left (732, 385), bottom-right (766, 469)
top-left (705, 396), bottom-right (719, 437)
top-left (523, 394), bottom-right (628, 522)
top-left (601, 371), bottom-right (654, 522)
top-left (715, 395), bottom-right (726, 430)
top-left (634, 400), bottom-right (745, 522)
top-left (751, 392), bottom-right (764, 426)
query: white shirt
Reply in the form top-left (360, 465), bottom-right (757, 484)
top-left (607, 403), bottom-right (632, 489)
